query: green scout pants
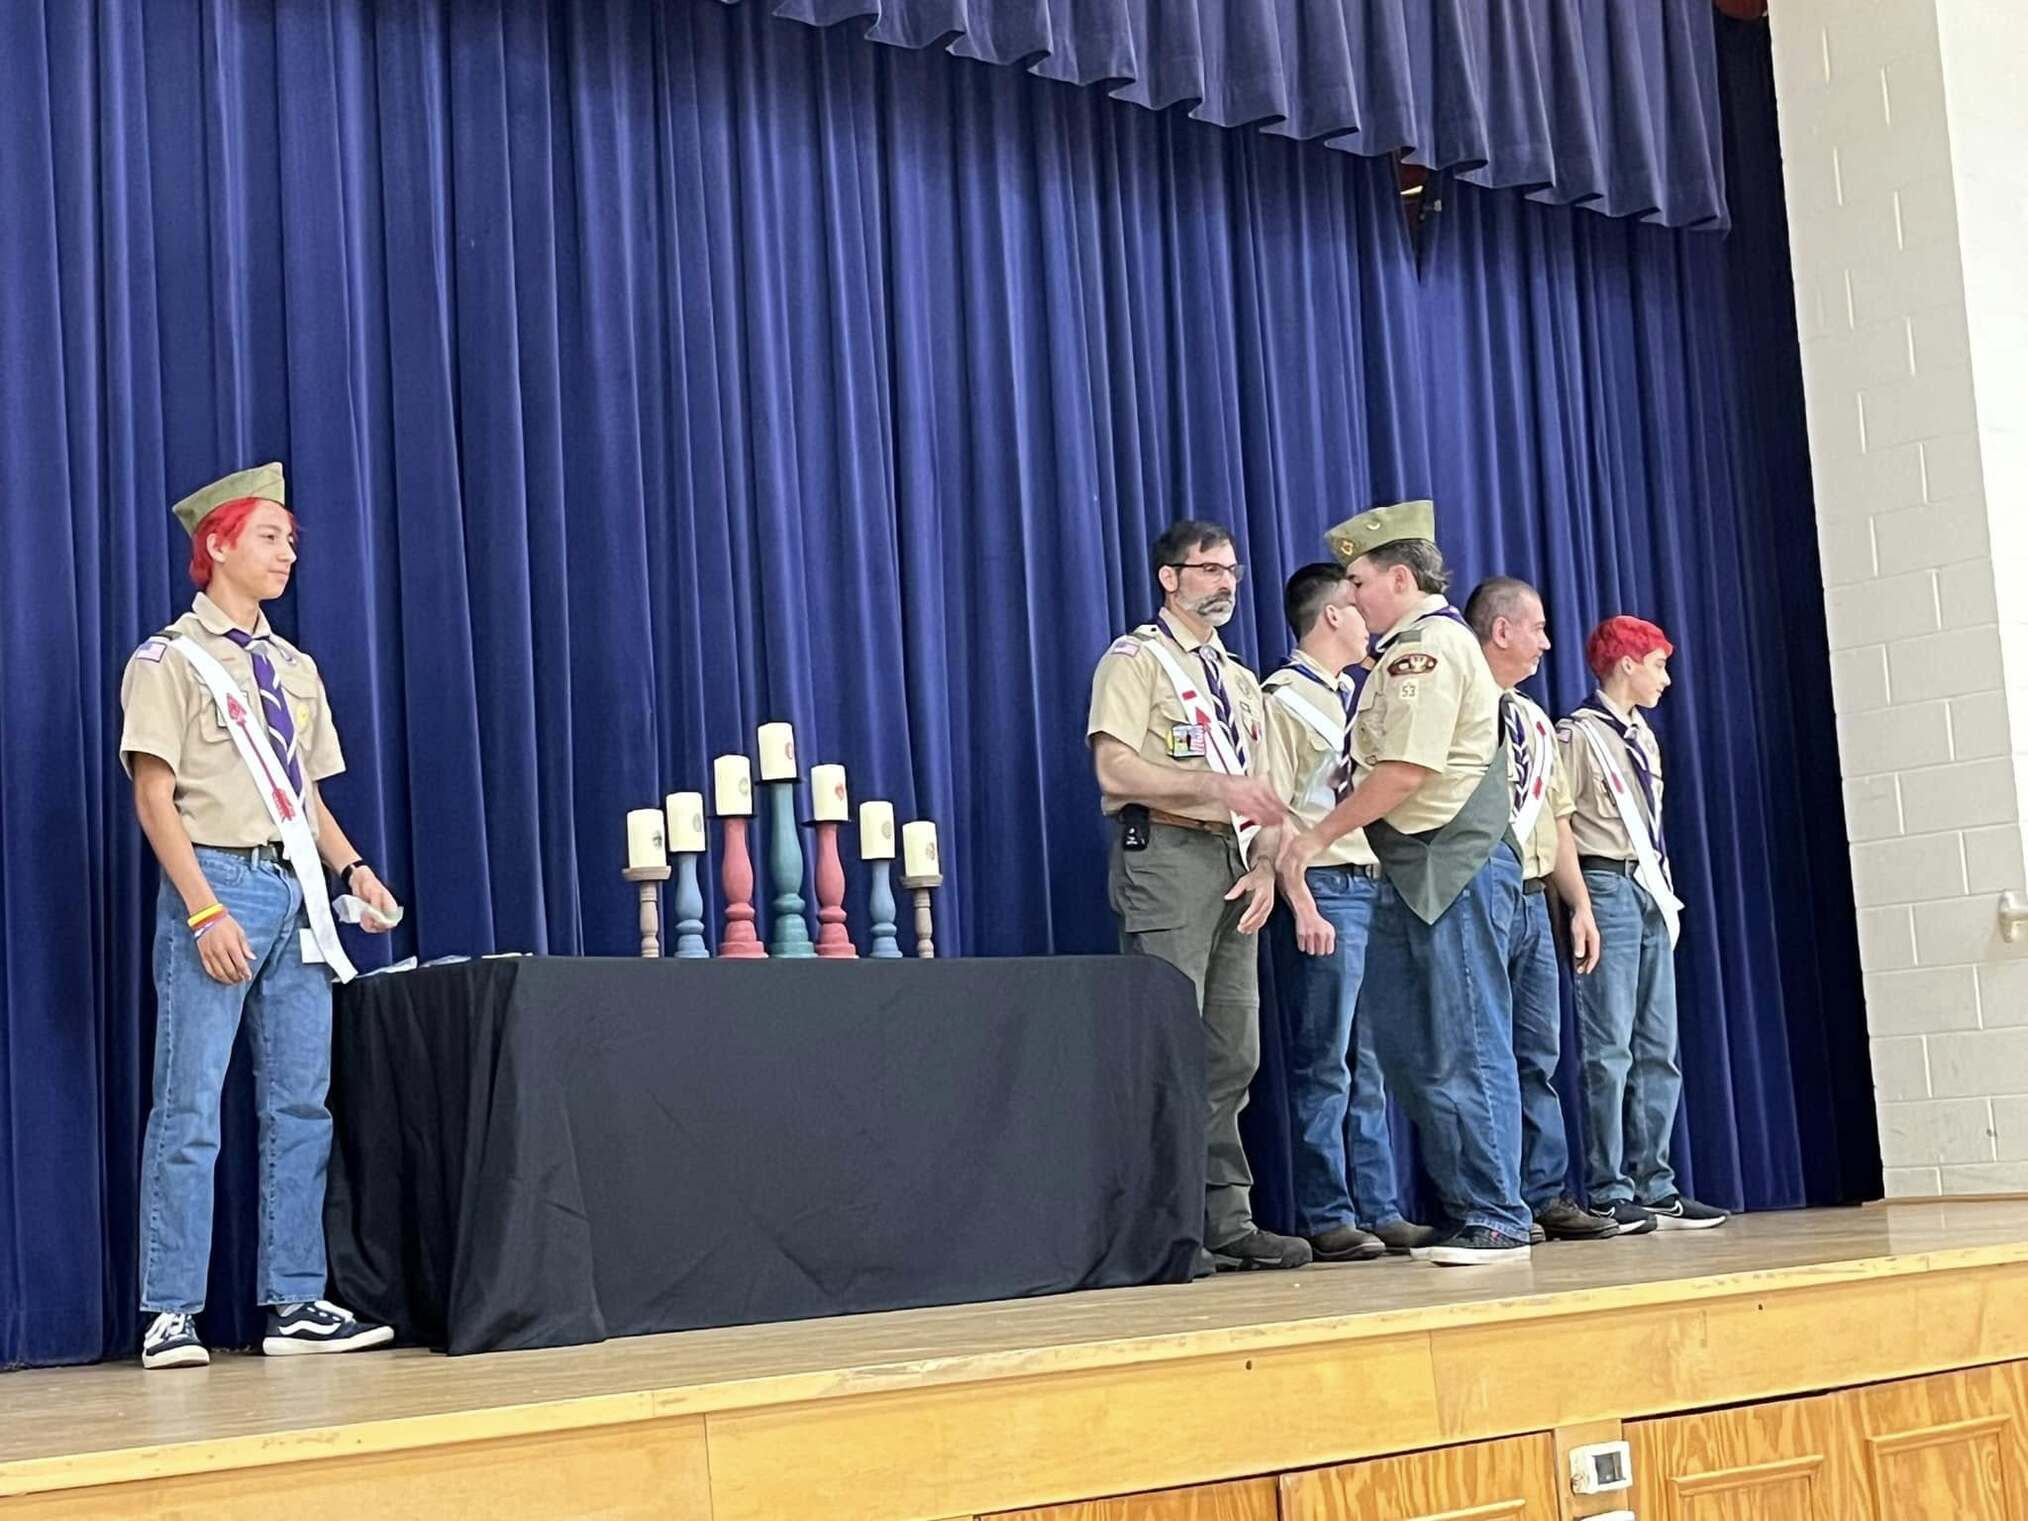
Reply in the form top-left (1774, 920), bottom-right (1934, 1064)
top-left (1108, 821), bottom-right (1260, 1247)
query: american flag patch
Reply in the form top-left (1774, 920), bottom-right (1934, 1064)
top-left (133, 639), bottom-right (166, 663)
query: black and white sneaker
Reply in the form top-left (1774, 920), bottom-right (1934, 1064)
top-left (142, 1311), bottom-right (209, 1370)
top-left (1650, 1194), bottom-right (1729, 1231)
top-left (1591, 1200), bottom-right (1657, 1237)
top-left (1428, 1226), bottom-right (1533, 1267)
top-left (263, 1299), bottom-right (395, 1356)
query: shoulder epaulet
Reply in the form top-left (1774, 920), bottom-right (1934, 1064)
top-left (1389, 628), bottom-right (1426, 646)
top-left (1262, 667), bottom-right (1298, 691)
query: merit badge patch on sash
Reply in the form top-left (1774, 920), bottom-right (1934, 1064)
top-left (1386, 652), bottom-right (1438, 677)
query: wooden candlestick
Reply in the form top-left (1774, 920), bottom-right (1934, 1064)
top-left (811, 821), bottom-right (857, 958)
top-left (766, 780), bottom-right (815, 959)
top-left (901, 871), bottom-right (943, 959)
top-left (717, 816), bottom-right (766, 959)
top-left (867, 859), bottom-right (902, 959)
top-left (622, 864), bottom-right (671, 958)
top-left (672, 851), bottom-right (709, 959)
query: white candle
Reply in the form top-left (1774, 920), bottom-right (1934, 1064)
top-left (757, 721), bottom-right (798, 781)
top-left (810, 764), bottom-right (849, 823)
top-left (859, 800), bottom-right (897, 860)
top-left (713, 755), bottom-right (754, 816)
top-left (902, 820), bottom-right (941, 879)
top-left (665, 791), bottom-right (706, 853)
top-left (626, 808), bottom-right (666, 869)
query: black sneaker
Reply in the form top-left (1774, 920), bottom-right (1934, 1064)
top-left (1191, 1247), bottom-right (1217, 1280)
top-left (1428, 1226), bottom-right (1533, 1267)
top-left (1650, 1194), bottom-right (1729, 1231)
top-left (1371, 1219), bottom-right (1442, 1255)
top-left (1537, 1196), bottom-right (1617, 1241)
top-left (263, 1299), bottom-right (395, 1356)
top-left (1592, 1200), bottom-right (1656, 1237)
top-left (1207, 1228), bottom-right (1313, 1271)
top-left (142, 1311), bottom-right (209, 1370)
top-left (1308, 1224), bottom-right (1387, 1263)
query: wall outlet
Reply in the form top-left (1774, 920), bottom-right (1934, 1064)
top-left (1570, 1438), bottom-right (1633, 1494)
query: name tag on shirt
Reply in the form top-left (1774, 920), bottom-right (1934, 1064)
top-left (1168, 722), bottom-right (1208, 759)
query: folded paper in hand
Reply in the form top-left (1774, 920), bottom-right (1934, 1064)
top-left (333, 894), bottom-right (404, 930)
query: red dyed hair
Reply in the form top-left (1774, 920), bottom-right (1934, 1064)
top-left (188, 497), bottom-right (294, 589)
top-left (1585, 615), bottom-right (1674, 678)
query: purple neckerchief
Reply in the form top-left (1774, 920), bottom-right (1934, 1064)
top-left (1371, 602), bottom-right (1469, 660)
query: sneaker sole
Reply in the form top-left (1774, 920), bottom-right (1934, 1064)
top-left (1429, 1243), bottom-right (1533, 1267)
top-left (262, 1324), bottom-right (396, 1356)
top-left (1653, 1214), bottom-right (1727, 1231)
top-left (1541, 1224), bottom-right (1620, 1241)
top-left (142, 1345), bottom-right (210, 1370)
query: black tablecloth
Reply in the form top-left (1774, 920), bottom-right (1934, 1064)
top-left (325, 955), bottom-right (1205, 1354)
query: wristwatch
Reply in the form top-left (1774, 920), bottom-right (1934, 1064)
top-left (340, 860), bottom-right (370, 890)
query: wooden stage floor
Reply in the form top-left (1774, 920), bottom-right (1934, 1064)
top-left (7, 1200), bottom-right (2028, 1518)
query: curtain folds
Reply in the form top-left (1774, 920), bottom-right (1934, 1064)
top-left (761, 0), bottom-right (1730, 227)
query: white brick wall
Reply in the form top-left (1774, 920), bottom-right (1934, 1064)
top-left (1770, 0), bottom-right (2028, 1199)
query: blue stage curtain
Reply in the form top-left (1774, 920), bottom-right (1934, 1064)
top-left (0, 1), bottom-right (1868, 1368)
top-left (761, 0), bottom-right (1730, 228)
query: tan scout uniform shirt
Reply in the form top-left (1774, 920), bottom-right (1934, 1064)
top-left (1506, 688), bottom-right (1575, 881)
top-left (1558, 690), bottom-right (1664, 861)
top-left (119, 593), bottom-right (345, 847)
top-left (1262, 649), bottom-right (1377, 868)
top-left (1350, 596), bottom-right (1500, 833)
top-left (1087, 609), bottom-right (1266, 825)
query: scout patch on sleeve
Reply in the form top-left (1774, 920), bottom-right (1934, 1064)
top-left (1386, 652), bottom-right (1437, 677)
top-left (132, 639), bottom-right (166, 663)
top-left (1106, 636), bottom-right (1143, 659)
top-left (1395, 681), bottom-right (1418, 699)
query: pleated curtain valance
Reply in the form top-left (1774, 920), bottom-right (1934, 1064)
top-left (755, 0), bottom-right (1730, 229)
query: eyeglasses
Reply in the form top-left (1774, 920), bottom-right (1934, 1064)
top-left (1172, 561), bottom-right (1246, 584)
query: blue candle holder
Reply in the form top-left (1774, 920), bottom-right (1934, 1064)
top-left (765, 779), bottom-right (815, 958)
top-left (672, 850), bottom-right (709, 959)
top-left (867, 859), bottom-right (902, 959)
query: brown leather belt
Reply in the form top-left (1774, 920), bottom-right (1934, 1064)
top-left (1147, 808), bottom-right (1234, 837)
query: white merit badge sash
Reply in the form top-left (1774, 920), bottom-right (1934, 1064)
top-left (1133, 628), bottom-right (1260, 859)
top-left (1567, 712), bottom-right (1682, 947)
top-left (172, 636), bottom-right (358, 981)
top-left (1267, 684), bottom-right (1341, 816)
top-left (1509, 693), bottom-right (1557, 846)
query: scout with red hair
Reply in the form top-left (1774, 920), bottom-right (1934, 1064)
top-left (1557, 613), bottom-right (1728, 1235)
top-left (119, 462), bottom-right (403, 1370)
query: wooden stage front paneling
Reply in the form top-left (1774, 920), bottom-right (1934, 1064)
top-left (6, 1201), bottom-right (2028, 1519)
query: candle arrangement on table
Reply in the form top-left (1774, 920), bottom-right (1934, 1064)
top-left (621, 721), bottom-right (947, 963)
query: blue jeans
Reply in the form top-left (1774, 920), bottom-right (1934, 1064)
top-left (1347, 1005), bottom-right (1406, 1230)
top-left (1266, 869), bottom-right (1385, 1235)
top-left (1574, 868), bottom-right (1683, 1206)
top-left (1362, 848), bottom-right (1529, 1239)
top-left (1506, 892), bottom-right (1571, 1211)
top-left (139, 847), bottom-right (335, 1312)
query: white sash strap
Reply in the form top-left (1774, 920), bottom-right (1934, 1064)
top-left (172, 637), bottom-right (357, 982)
top-left (1570, 714), bottom-right (1682, 947)
top-left (1509, 701), bottom-right (1556, 847)
top-left (1266, 681), bottom-right (1344, 818)
top-left (1136, 630), bottom-right (1260, 860)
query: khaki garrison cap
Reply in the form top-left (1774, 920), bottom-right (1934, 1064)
top-left (1325, 498), bottom-right (1436, 565)
top-left (172, 462), bottom-right (287, 538)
